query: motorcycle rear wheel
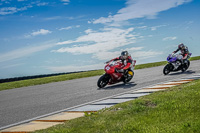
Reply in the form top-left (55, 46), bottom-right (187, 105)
top-left (182, 60), bottom-right (190, 72)
top-left (188, 60), bottom-right (190, 68)
top-left (163, 64), bottom-right (170, 75)
top-left (185, 60), bottom-right (190, 70)
top-left (97, 74), bottom-right (110, 88)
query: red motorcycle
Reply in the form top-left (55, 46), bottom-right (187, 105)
top-left (97, 60), bottom-right (135, 88)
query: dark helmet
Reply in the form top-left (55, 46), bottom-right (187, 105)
top-left (178, 43), bottom-right (185, 49)
top-left (121, 51), bottom-right (129, 60)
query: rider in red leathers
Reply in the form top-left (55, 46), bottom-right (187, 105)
top-left (107, 51), bottom-right (136, 74)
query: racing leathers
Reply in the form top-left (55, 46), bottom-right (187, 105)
top-left (173, 45), bottom-right (190, 64)
top-left (109, 56), bottom-right (136, 73)
top-left (173, 45), bottom-right (189, 60)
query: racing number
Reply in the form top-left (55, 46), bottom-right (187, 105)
top-left (106, 66), bottom-right (110, 70)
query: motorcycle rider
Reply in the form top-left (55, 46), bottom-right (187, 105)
top-left (172, 43), bottom-right (190, 64)
top-left (107, 51), bottom-right (136, 76)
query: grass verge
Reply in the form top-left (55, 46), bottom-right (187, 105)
top-left (189, 56), bottom-right (200, 61)
top-left (34, 79), bottom-right (200, 133)
top-left (0, 56), bottom-right (200, 91)
top-left (0, 70), bottom-right (104, 91)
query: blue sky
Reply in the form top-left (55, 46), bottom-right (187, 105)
top-left (0, 0), bottom-right (199, 79)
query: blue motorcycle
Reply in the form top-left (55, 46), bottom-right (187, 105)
top-left (163, 53), bottom-right (192, 75)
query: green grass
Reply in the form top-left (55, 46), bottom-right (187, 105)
top-left (0, 70), bottom-right (104, 91)
top-left (34, 79), bottom-right (200, 133)
top-left (0, 56), bottom-right (200, 91)
top-left (190, 56), bottom-right (200, 61)
top-left (135, 61), bottom-right (167, 69)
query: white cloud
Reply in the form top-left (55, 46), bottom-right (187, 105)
top-left (53, 27), bottom-right (162, 61)
top-left (163, 36), bottom-right (177, 41)
top-left (37, 2), bottom-right (48, 6)
top-left (0, 5), bottom-right (32, 15)
top-left (137, 26), bottom-right (148, 29)
top-left (0, 1), bottom-right (49, 15)
top-left (56, 40), bottom-right (74, 45)
top-left (132, 50), bottom-right (163, 59)
top-left (31, 29), bottom-right (52, 36)
top-left (84, 29), bottom-right (93, 34)
top-left (58, 25), bottom-right (80, 31)
top-left (93, 0), bottom-right (192, 24)
top-left (0, 42), bottom-right (56, 63)
top-left (43, 16), bottom-right (62, 21)
top-left (61, 0), bottom-right (70, 2)
top-left (100, 47), bottom-right (163, 60)
top-left (1, 63), bottom-right (24, 69)
top-left (61, 0), bottom-right (70, 5)
top-left (151, 25), bottom-right (167, 31)
top-left (151, 27), bottom-right (157, 31)
top-left (59, 26), bottom-right (72, 31)
top-left (54, 27), bottom-right (136, 57)
top-left (63, 3), bottom-right (69, 5)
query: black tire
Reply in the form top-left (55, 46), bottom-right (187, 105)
top-left (123, 71), bottom-right (134, 83)
top-left (163, 64), bottom-right (170, 75)
top-left (97, 74), bottom-right (110, 88)
top-left (182, 60), bottom-right (190, 72)
top-left (188, 60), bottom-right (190, 67)
top-left (181, 67), bottom-right (186, 72)
top-left (186, 60), bottom-right (190, 70)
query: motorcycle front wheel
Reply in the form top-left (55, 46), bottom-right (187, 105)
top-left (97, 74), bottom-right (110, 88)
top-left (163, 64), bottom-right (170, 75)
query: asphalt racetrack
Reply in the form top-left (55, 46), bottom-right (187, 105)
top-left (0, 60), bottom-right (200, 128)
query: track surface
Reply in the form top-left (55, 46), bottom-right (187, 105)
top-left (1, 60), bottom-right (200, 128)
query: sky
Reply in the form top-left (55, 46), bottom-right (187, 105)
top-left (0, 0), bottom-right (200, 79)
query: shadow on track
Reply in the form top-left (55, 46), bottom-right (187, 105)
top-left (167, 70), bottom-right (196, 76)
top-left (97, 82), bottom-right (137, 90)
